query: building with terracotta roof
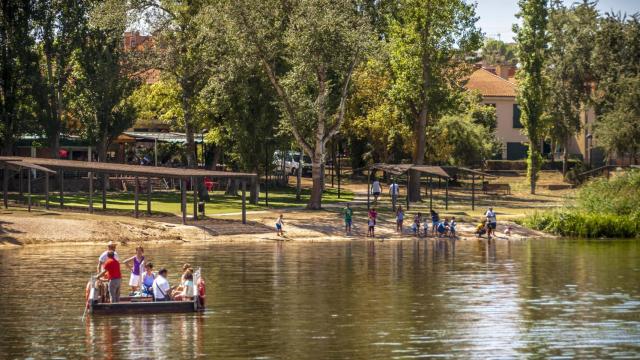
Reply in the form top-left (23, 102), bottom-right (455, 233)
top-left (466, 66), bottom-right (598, 163)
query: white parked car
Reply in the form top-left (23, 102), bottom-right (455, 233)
top-left (273, 151), bottom-right (312, 176)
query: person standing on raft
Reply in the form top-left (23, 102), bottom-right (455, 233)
top-left (123, 246), bottom-right (145, 293)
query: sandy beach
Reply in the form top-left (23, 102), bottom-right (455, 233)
top-left (0, 207), bottom-right (551, 248)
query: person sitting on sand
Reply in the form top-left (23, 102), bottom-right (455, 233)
top-left (275, 214), bottom-right (284, 237)
top-left (97, 241), bottom-right (119, 273)
top-left (504, 225), bottom-right (512, 237)
top-left (123, 246), bottom-right (145, 293)
top-left (141, 262), bottom-right (156, 296)
top-left (449, 217), bottom-right (457, 238)
top-left (96, 251), bottom-right (122, 303)
top-left (152, 268), bottom-right (171, 301)
top-left (173, 271), bottom-right (194, 301)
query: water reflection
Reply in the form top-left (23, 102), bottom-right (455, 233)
top-left (0, 238), bottom-right (638, 358)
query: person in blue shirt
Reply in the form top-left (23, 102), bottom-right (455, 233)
top-left (430, 210), bottom-right (439, 236)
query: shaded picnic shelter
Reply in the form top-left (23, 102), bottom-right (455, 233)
top-left (0, 156), bottom-right (256, 224)
top-left (368, 163), bottom-right (495, 211)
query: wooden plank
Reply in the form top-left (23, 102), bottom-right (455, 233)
top-left (1, 160), bottom-right (56, 174)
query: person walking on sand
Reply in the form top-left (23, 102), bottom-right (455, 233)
top-left (123, 246), bottom-right (145, 293)
top-left (97, 241), bottom-right (119, 273)
top-left (275, 214), bottom-right (284, 236)
top-left (343, 203), bottom-right (353, 235)
top-left (96, 251), bottom-right (122, 303)
top-left (371, 178), bottom-right (382, 203)
top-left (389, 180), bottom-right (400, 210)
top-left (485, 207), bottom-right (497, 240)
top-left (395, 205), bottom-right (404, 233)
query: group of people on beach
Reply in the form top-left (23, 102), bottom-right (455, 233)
top-left (96, 242), bottom-right (196, 304)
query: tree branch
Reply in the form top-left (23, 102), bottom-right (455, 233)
top-left (323, 49), bottom-right (360, 146)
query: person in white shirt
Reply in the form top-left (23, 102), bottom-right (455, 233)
top-left (152, 268), bottom-right (172, 301)
top-left (485, 207), bottom-right (497, 239)
top-left (371, 179), bottom-right (382, 202)
top-left (97, 241), bottom-right (119, 273)
top-left (389, 180), bottom-right (399, 209)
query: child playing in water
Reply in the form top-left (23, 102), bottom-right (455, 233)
top-left (368, 215), bottom-right (375, 238)
top-left (276, 214), bottom-right (284, 236)
top-left (414, 212), bottom-right (422, 238)
top-left (449, 217), bottom-right (457, 238)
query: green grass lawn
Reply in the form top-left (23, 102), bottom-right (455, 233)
top-left (9, 186), bottom-right (354, 215)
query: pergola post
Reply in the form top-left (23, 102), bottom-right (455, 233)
top-left (445, 179), bottom-right (449, 210)
top-left (102, 174), bottom-right (107, 210)
top-left (367, 168), bottom-right (371, 210)
top-left (134, 176), bottom-right (139, 218)
top-left (27, 168), bottom-right (31, 212)
top-left (19, 169), bottom-right (23, 200)
top-left (471, 175), bottom-right (475, 211)
top-left (192, 176), bottom-right (198, 221)
top-left (406, 171), bottom-right (410, 210)
top-left (146, 176), bottom-right (152, 216)
top-left (88, 171), bottom-right (93, 214)
top-left (59, 170), bottom-right (64, 207)
top-left (45, 172), bottom-right (49, 210)
top-left (181, 178), bottom-right (187, 225)
top-left (429, 176), bottom-right (433, 211)
top-left (3, 168), bottom-right (8, 209)
top-left (241, 180), bottom-right (247, 224)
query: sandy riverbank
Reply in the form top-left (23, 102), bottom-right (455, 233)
top-left (0, 207), bottom-right (551, 248)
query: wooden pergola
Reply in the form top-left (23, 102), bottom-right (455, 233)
top-left (368, 163), bottom-right (495, 211)
top-left (0, 156), bottom-right (257, 225)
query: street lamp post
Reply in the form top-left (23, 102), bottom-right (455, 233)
top-left (586, 133), bottom-right (593, 168)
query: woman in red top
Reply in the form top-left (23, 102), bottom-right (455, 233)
top-left (97, 251), bottom-right (122, 303)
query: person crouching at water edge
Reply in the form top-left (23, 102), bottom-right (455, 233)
top-left (123, 246), bottom-right (145, 294)
top-left (96, 251), bottom-right (122, 303)
top-left (276, 214), bottom-right (284, 237)
top-left (152, 268), bottom-right (171, 301)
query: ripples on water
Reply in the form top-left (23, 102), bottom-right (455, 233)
top-left (0, 238), bottom-right (638, 359)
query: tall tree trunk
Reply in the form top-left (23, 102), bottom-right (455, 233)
top-left (308, 138), bottom-right (324, 210)
top-left (530, 148), bottom-right (538, 195)
top-left (181, 85), bottom-right (196, 168)
top-left (562, 138), bottom-right (569, 176)
top-left (409, 108), bottom-right (427, 201)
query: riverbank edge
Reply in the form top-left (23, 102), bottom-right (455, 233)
top-left (0, 208), bottom-right (553, 249)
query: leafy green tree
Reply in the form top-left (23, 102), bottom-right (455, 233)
top-left (134, 0), bottom-right (218, 168)
top-left (545, 0), bottom-right (597, 174)
top-left (0, 0), bottom-right (42, 155)
top-left (388, 0), bottom-right (482, 201)
top-left (220, 0), bottom-right (372, 209)
top-left (68, 9), bottom-right (138, 162)
top-left (481, 38), bottom-right (518, 65)
top-left (514, 0), bottom-right (549, 194)
top-left (34, 0), bottom-right (88, 157)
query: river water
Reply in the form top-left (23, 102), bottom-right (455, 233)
top-left (0, 238), bottom-right (639, 359)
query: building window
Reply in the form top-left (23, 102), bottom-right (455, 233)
top-left (506, 142), bottom-right (528, 160)
top-left (513, 104), bottom-right (523, 128)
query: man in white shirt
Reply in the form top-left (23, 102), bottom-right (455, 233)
top-left (371, 179), bottom-right (382, 202)
top-left (97, 241), bottom-right (119, 273)
top-left (389, 180), bottom-right (399, 210)
top-left (485, 207), bottom-right (497, 239)
top-left (153, 268), bottom-right (171, 301)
